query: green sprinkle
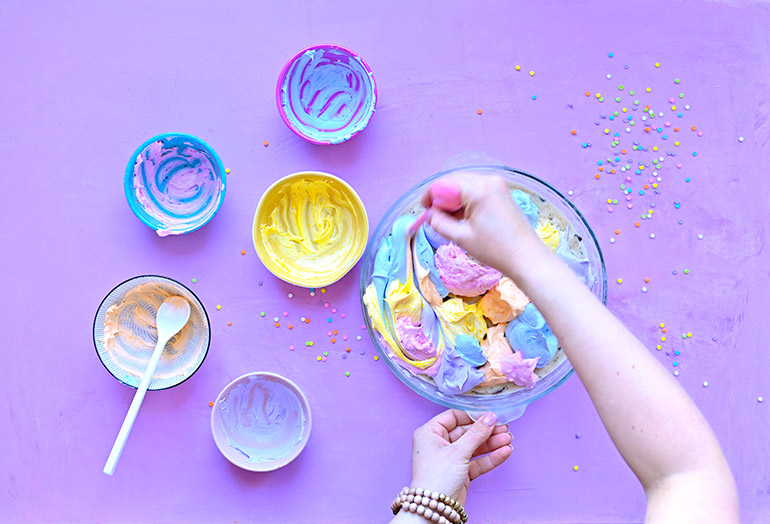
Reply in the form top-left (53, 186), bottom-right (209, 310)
top-left (192, 278), bottom-right (197, 283)
top-left (679, 93), bottom-right (684, 98)
top-left (618, 85), bottom-right (624, 90)
top-left (260, 311), bottom-right (265, 317)
top-left (684, 269), bottom-right (690, 274)
top-left (675, 78), bottom-right (681, 84)
top-left (615, 97), bottom-right (621, 102)
top-left (323, 351), bottom-right (329, 356)
top-left (629, 90), bottom-right (635, 95)
top-left (345, 371), bottom-right (351, 377)
top-left (682, 334), bottom-right (687, 339)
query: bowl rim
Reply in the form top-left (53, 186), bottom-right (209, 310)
top-left (124, 132), bottom-right (227, 235)
top-left (92, 274), bottom-right (212, 391)
top-left (252, 170), bottom-right (369, 288)
top-left (275, 43), bottom-right (378, 145)
top-left (358, 164), bottom-right (607, 416)
top-left (209, 371), bottom-right (313, 472)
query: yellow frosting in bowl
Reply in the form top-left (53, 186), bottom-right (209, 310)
top-left (253, 172), bottom-right (368, 287)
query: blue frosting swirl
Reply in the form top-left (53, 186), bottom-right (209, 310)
top-left (435, 341), bottom-right (486, 395)
top-left (511, 190), bottom-right (539, 227)
top-left (505, 303), bottom-right (558, 368)
top-left (415, 226), bottom-right (449, 298)
top-left (454, 335), bottom-right (487, 367)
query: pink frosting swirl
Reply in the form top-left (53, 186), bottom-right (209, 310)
top-left (434, 243), bottom-right (502, 297)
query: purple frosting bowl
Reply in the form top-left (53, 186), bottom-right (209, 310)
top-left (276, 44), bottom-right (377, 145)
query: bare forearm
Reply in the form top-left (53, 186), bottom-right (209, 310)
top-left (506, 245), bottom-right (732, 489)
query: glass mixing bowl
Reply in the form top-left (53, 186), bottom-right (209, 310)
top-left (359, 161), bottom-right (607, 422)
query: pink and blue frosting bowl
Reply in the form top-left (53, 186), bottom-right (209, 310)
top-left (276, 44), bottom-right (377, 145)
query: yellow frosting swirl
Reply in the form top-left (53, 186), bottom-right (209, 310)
top-left (536, 220), bottom-right (560, 251)
top-left (257, 176), bottom-right (366, 284)
top-left (434, 298), bottom-right (487, 343)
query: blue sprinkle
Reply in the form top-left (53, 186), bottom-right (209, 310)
top-left (258, 281), bottom-right (263, 286)
top-left (608, 52), bottom-right (614, 58)
top-left (673, 361), bottom-right (679, 367)
top-left (532, 95), bottom-right (537, 100)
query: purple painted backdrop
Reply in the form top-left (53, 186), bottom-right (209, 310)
top-left (1, 1), bottom-right (768, 523)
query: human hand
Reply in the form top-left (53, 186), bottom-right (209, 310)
top-left (409, 409), bottom-right (512, 506)
top-left (421, 174), bottom-right (549, 278)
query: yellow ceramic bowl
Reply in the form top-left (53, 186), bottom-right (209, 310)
top-left (253, 171), bottom-right (368, 287)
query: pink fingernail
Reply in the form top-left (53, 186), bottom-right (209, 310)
top-left (482, 411), bottom-right (497, 426)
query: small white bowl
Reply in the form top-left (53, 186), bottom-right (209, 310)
top-left (210, 372), bottom-right (312, 472)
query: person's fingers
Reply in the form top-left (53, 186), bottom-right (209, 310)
top-left (447, 423), bottom-right (509, 443)
top-left (469, 445), bottom-right (513, 481)
top-left (471, 432), bottom-right (514, 458)
top-left (454, 412), bottom-right (498, 459)
top-left (422, 409), bottom-right (474, 437)
top-left (428, 208), bottom-right (472, 245)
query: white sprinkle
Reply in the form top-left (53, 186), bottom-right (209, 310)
top-left (759, 397), bottom-right (764, 403)
top-left (301, 317), bottom-right (306, 322)
top-left (310, 292), bottom-right (315, 296)
top-left (568, 190), bottom-right (574, 196)
top-left (685, 104), bottom-right (691, 110)
top-left (674, 370), bottom-right (680, 376)
top-left (703, 381), bottom-right (709, 387)
top-left (607, 73), bottom-right (612, 79)
top-left (650, 233), bottom-right (656, 239)
top-left (273, 317), bottom-right (279, 322)
top-left (288, 293), bottom-right (294, 298)
top-left (356, 335), bottom-right (362, 340)
top-left (642, 287), bottom-right (648, 293)
top-left (698, 234), bottom-right (703, 240)
top-left (609, 238), bottom-right (615, 244)
top-left (739, 136), bottom-right (745, 142)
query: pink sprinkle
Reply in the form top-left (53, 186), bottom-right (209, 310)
top-left (668, 98), bottom-right (674, 103)
top-left (324, 303), bottom-right (330, 308)
top-left (627, 204), bottom-right (633, 209)
top-left (626, 176), bottom-right (632, 182)
top-left (361, 324), bottom-right (366, 330)
top-left (341, 313), bottom-right (346, 318)
top-left (626, 195), bottom-right (632, 201)
top-left (283, 311), bottom-right (288, 317)
top-left (697, 131), bottom-right (703, 137)
top-left (608, 206), bottom-right (614, 212)
top-left (289, 345), bottom-right (295, 351)
top-left (343, 335), bottom-right (348, 341)
top-left (677, 163), bottom-right (683, 169)
top-left (327, 331), bottom-right (332, 336)
top-left (331, 308), bottom-right (337, 313)
top-left (665, 121), bottom-right (671, 127)
top-left (322, 356), bottom-right (327, 362)
top-left (648, 177), bottom-right (655, 183)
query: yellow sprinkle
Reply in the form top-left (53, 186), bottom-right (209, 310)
top-left (674, 141), bottom-right (680, 146)
top-left (321, 288), bottom-right (326, 294)
top-left (661, 336), bottom-right (666, 342)
top-left (640, 165), bottom-right (645, 170)
top-left (604, 129), bottom-right (610, 134)
top-left (515, 65), bottom-right (521, 71)
top-left (573, 466), bottom-right (579, 471)
top-left (317, 356), bottom-right (322, 361)
top-left (596, 93), bottom-right (602, 99)
top-left (225, 168), bottom-right (231, 174)
top-left (654, 62), bottom-right (660, 68)
top-left (646, 87), bottom-right (652, 93)
top-left (656, 345), bottom-right (662, 350)
top-left (653, 146), bottom-right (658, 151)
top-left (660, 323), bottom-right (666, 329)
top-left (216, 305), bottom-right (222, 310)
top-left (671, 105), bottom-right (677, 111)
top-left (652, 183), bottom-right (658, 188)
top-left (622, 107), bottom-right (627, 113)
top-left (617, 278), bottom-right (623, 284)
top-left (374, 356), bottom-right (379, 361)
top-left (687, 332), bottom-right (692, 338)
top-left (529, 70), bottom-right (535, 76)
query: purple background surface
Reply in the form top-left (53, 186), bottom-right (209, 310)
top-left (1, 1), bottom-right (769, 523)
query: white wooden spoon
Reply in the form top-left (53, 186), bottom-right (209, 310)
top-left (103, 296), bottom-right (191, 476)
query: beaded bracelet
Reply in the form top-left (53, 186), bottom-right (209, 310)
top-left (390, 487), bottom-right (468, 524)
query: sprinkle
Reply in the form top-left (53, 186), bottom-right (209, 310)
top-left (661, 336), bottom-right (666, 342)
top-left (739, 136), bottom-right (744, 142)
top-left (687, 332), bottom-right (692, 338)
top-left (228, 322), bottom-right (232, 326)
top-left (274, 322), bottom-right (279, 328)
top-left (317, 356), bottom-right (322, 361)
top-left (674, 370), bottom-right (680, 376)
top-left (571, 129), bottom-right (577, 135)
top-left (305, 318), bottom-right (310, 323)
top-left (288, 324), bottom-right (293, 329)
top-left (209, 402), bottom-right (213, 407)
top-left (656, 345), bottom-right (662, 350)
top-left (240, 250), bottom-right (245, 255)
top-left (675, 78), bottom-right (680, 84)
top-left (216, 305), bottom-right (222, 310)
top-left (260, 311), bottom-right (265, 317)
top-left (575, 433), bottom-right (582, 438)
top-left (477, 109), bottom-right (483, 115)
top-left (516, 65), bottom-right (521, 71)
top-left (289, 345), bottom-right (295, 351)
top-left (684, 269), bottom-right (690, 274)
top-left (698, 234), bottom-right (703, 240)
top-left (682, 333), bottom-right (687, 339)
top-left (345, 371), bottom-right (351, 377)
top-left (642, 287), bottom-right (648, 293)
top-left (673, 361), bottom-right (678, 367)
top-left (192, 278), bottom-right (197, 283)
top-left (263, 140), bottom-right (269, 146)
top-left (225, 168), bottom-right (231, 174)
top-left (573, 466), bottom-right (579, 471)
top-left (650, 233), bottom-right (656, 239)
top-left (529, 70), bottom-right (535, 76)
top-left (703, 381), bottom-right (709, 387)
top-left (331, 338), bottom-right (336, 343)
top-left (323, 351), bottom-right (329, 357)
top-left (532, 95), bottom-right (537, 100)
top-left (273, 316), bottom-right (279, 322)
top-left (585, 91), bottom-right (590, 96)
top-left (309, 292), bottom-right (315, 296)
top-left (357, 335), bottom-right (362, 340)
top-left (283, 311), bottom-right (288, 317)
top-left (759, 397), bottom-right (764, 403)
top-left (608, 52), bottom-right (613, 58)
top-left (346, 347), bottom-right (351, 352)
top-left (617, 278), bottom-right (623, 284)
top-left (654, 62), bottom-right (660, 68)
top-left (288, 293), bottom-right (294, 298)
